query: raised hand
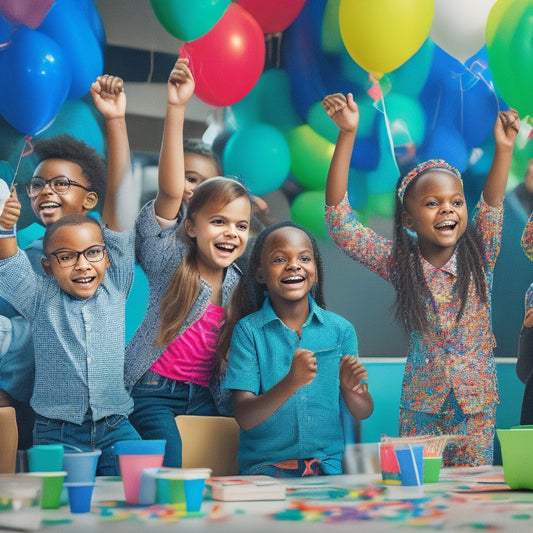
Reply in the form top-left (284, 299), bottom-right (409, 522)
top-left (321, 92), bottom-right (359, 134)
top-left (167, 57), bottom-right (195, 108)
top-left (90, 74), bottom-right (126, 120)
top-left (494, 108), bottom-right (520, 150)
top-left (288, 348), bottom-right (317, 388)
top-left (0, 187), bottom-right (21, 230)
top-left (340, 355), bottom-right (368, 393)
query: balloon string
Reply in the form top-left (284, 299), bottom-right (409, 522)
top-left (10, 136), bottom-right (33, 189)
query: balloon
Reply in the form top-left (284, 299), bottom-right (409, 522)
top-left (321, 0), bottom-right (343, 53)
top-left (339, 0), bottom-right (435, 75)
top-left (290, 190), bottom-right (330, 241)
top-left (149, 0), bottom-right (230, 42)
top-left (0, 13), bottom-right (14, 45)
top-left (223, 123), bottom-right (291, 196)
top-left (38, 0), bottom-right (103, 100)
top-left (77, 0), bottom-right (106, 53)
top-left (179, 3), bottom-right (265, 107)
top-left (418, 125), bottom-right (470, 172)
top-left (486, 0), bottom-right (533, 118)
top-left (287, 125), bottom-right (334, 191)
top-left (0, 0), bottom-right (54, 29)
top-left (236, 0), bottom-right (307, 34)
top-left (0, 26), bottom-right (70, 136)
top-left (430, 0), bottom-right (497, 63)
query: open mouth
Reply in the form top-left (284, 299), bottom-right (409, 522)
top-left (215, 243), bottom-right (236, 253)
top-left (435, 220), bottom-right (457, 231)
top-left (73, 277), bottom-right (96, 285)
top-left (39, 201), bottom-right (60, 212)
top-left (282, 275), bottom-right (305, 284)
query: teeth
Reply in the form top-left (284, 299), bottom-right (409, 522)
top-left (437, 221), bottom-right (455, 229)
top-left (283, 276), bottom-right (304, 283)
top-left (75, 278), bottom-right (94, 284)
top-left (216, 244), bottom-right (235, 251)
top-left (40, 202), bottom-right (59, 209)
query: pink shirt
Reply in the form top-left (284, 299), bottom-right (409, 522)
top-left (150, 303), bottom-right (224, 387)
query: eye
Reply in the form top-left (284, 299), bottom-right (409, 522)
top-left (238, 222), bottom-right (249, 231)
top-left (57, 252), bottom-right (75, 263)
top-left (53, 178), bottom-right (70, 189)
top-left (211, 218), bottom-right (224, 225)
top-left (273, 256), bottom-right (286, 264)
top-left (85, 247), bottom-right (103, 259)
top-left (300, 256), bottom-right (312, 263)
top-left (453, 200), bottom-right (464, 207)
top-left (425, 200), bottom-right (438, 207)
top-left (186, 176), bottom-right (198, 184)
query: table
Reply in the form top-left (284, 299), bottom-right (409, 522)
top-left (5, 466), bottom-right (533, 532)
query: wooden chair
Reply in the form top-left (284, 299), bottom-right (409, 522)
top-left (0, 406), bottom-right (18, 473)
top-left (175, 415), bottom-right (239, 476)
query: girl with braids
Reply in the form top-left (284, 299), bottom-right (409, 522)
top-left (322, 92), bottom-right (520, 467)
top-left (218, 221), bottom-right (373, 476)
top-left (124, 59), bottom-right (252, 467)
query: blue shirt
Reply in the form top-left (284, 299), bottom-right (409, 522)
top-left (0, 227), bottom-right (135, 424)
top-left (224, 295), bottom-right (358, 475)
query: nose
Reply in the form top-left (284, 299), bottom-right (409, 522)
top-left (74, 253), bottom-right (91, 269)
top-left (440, 202), bottom-right (454, 213)
top-left (286, 258), bottom-right (301, 270)
top-left (224, 225), bottom-right (237, 237)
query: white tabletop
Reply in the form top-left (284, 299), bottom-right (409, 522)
top-left (4, 466), bottom-right (533, 533)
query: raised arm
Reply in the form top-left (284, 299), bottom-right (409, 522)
top-left (483, 108), bottom-right (520, 207)
top-left (321, 93), bottom-right (359, 206)
top-left (0, 188), bottom-right (21, 259)
top-left (154, 58), bottom-right (195, 220)
top-left (90, 74), bottom-right (131, 231)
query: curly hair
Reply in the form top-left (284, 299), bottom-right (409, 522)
top-left (183, 138), bottom-right (222, 175)
top-left (33, 135), bottom-right (106, 202)
top-left (216, 220), bottom-right (326, 363)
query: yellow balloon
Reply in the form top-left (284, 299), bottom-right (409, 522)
top-left (339, 0), bottom-right (435, 76)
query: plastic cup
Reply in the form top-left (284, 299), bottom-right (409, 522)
top-left (62, 449), bottom-right (102, 483)
top-left (0, 474), bottom-right (42, 531)
top-left (114, 440), bottom-right (166, 505)
top-left (27, 444), bottom-right (64, 472)
top-left (423, 457), bottom-right (442, 483)
top-left (155, 468), bottom-right (212, 512)
top-left (395, 445), bottom-right (424, 486)
top-left (65, 482), bottom-right (95, 513)
top-left (24, 471), bottom-right (67, 509)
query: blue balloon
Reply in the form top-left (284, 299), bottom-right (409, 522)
top-left (418, 125), bottom-right (469, 173)
top-left (0, 26), bottom-right (71, 136)
top-left (38, 0), bottom-right (103, 100)
top-left (0, 13), bottom-right (14, 45)
top-left (76, 0), bottom-right (106, 53)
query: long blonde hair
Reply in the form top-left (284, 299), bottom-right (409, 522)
top-left (155, 177), bottom-right (252, 347)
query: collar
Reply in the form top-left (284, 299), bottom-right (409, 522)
top-left (258, 294), bottom-right (326, 328)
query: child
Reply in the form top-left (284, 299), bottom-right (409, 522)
top-left (0, 194), bottom-right (140, 475)
top-left (0, 75), bottom-right (128, 450)
top-left (124, 58), bottom-right (253, 467)
top-left (322, 92), bottom-right (520, 467)
top-left (218, 221), bottom-right (373, 476)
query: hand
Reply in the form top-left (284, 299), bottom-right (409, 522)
top-left (90, 74), bottom-right (126, 120)
top-left (321, 92), bottom-right (359, 134)
top-left (494, 108), bottom-right (520, 151)
top-left (167, 57), bottom-right (195, 108)
top-left (287, 348), bottom-right (317, 388)
top-left (340, 355), bottom-right (368, 393)
top-left (524, 307), bottom-right (533, 328)
top-left (0, 187), bottom-right (20, 230)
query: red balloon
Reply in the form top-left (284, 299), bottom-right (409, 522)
top-left (179, 2), bottom-right (265, 107)
top-left (237, 0), bottom-right (307, 34)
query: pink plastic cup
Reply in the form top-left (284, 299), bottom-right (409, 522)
top-left (114, 440), bottom-right (166, 505)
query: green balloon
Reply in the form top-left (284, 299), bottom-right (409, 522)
top-left (290, 190), bottom-right (330, 241)
top-left (365, 192), bottom-right (395, 220)
top-left (486, 0), bottom-right (533, 117)
top-left (287, 125), bottom-right (334, 191)
top-left (149, 0), bottom-right (230, 42)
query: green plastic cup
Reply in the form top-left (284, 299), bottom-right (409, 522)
top-left (422, 457), bottom-right (442, 483)
top-left (24, 471), bottom-right (67, 509)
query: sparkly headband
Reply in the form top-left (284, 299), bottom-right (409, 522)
top-left (397, 159), bottom-right (462, 204)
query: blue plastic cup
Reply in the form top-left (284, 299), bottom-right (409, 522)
top-left (65, 482), bottom-right (94, 513)
top-left (395, 445), bottom-right (424, 486)
top-left (62, 449), bottom-right (101, 483)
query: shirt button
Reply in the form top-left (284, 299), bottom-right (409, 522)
top-left (425, 358), bottom-right (429, 364)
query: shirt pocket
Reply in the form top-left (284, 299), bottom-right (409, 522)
top-left (306, 345), bottom-right (342, 410)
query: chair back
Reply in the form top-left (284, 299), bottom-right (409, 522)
top-left (0, 406), bottom-right (18, 473)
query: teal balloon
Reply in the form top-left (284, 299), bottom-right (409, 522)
top-left (290, 190), bottom-right (329, 241)
top-left (383, 93), bottom-right (426, 148)
top-left (223, 123), bottom-right (291, 196)
top-left (228, 69), bottom-right (301, 134)
top-left (149, 0), bottom-right (230, 42)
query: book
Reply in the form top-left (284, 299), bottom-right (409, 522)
top-left (208, 475), bottom-right (286, 501)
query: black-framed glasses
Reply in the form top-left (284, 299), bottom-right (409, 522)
top-left (48, 245), bottom-right (107, 268)
top-left (25, 175), bottom-right (94, 198)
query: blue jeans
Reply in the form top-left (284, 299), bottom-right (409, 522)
top-left (130, 370), bottom-right (218, 467)
top-left (33, 412), bottom-right (140, 476)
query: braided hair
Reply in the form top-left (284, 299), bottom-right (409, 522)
top-left (216, 221), bottom-right (326, 363)
top-left (392, 166), bottom-right (488, 333)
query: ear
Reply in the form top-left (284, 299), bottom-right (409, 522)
top-left (184, 219), bottom-right (196, 238)
top-left (255, 266), bottom-right (265, 284)
top-left (41, 257), bottom-right (53, 276)
top-left (82, 192), bottom-right (98, 211)
top-left (402, 210), bottom-right (414, 230)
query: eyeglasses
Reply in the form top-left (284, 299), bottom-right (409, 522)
top-left (25, 175), bottom-right (94, 198)
top-left (48, 245), bottom-right (107, 268)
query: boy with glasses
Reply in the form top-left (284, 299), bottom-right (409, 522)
top-left (0, 195), bottom-right (141, 474)
top-left (0, 74), bottom-right (133, 454)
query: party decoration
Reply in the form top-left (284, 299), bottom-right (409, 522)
top-left (486, 0), bottom-right (533, 118)
top-left (290, 190), bottom-right (329, 241)
top-left (179, 3), bottom-right (265, 107)
top-left (236, 0), bottom-right (307, 34)
top-left (223, 123), bottom-right (291, 196)
top-left (0, 26), bottom-right (70, 136)
top-left (0, 0), bottom-right (54, 29)
top-left (38, 0), bottom-right (103, 100)
top-left (149, 0), bottom-right (230, 42)
top-left (288, 125), bottom-right (334, 191)
top-left (0, 13), bottom-right (14, 46)
top-left (339, 0), bottom-right (435, 75)
top-left (430, 0), bottom-right (497, 63)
